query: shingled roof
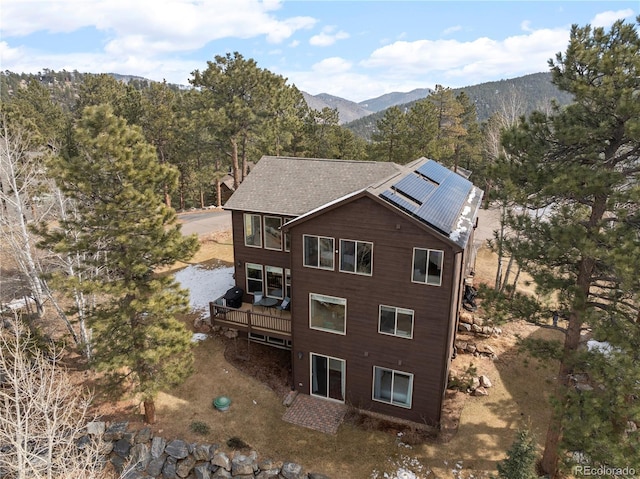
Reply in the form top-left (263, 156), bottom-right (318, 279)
top-left (223, 156), bottom-right (402, 216)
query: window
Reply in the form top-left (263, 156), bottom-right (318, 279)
top-left (311, 353), bottom-right (345, 402)
top-left (303, 235), bottom-right (334, 270)
top-left (284, 217), bottom-right (294, 252)
top-left (373, 367), bottom-right (413, 408)
top-left (265, 266), bottom-right (284, 299)
top-left (412, 248), bottom-right (443, 286)
top-left (264, 216), bottom-right (282, 250)
top-left (244, 213), bottom-right (262, 247)
top-left (340, 239), bottom-right (373, 275)
top-left (309, 293), bottom-right (346, 334)
top-left (285, 268), bottom-right (292, 299)
top-left (379, 305), bottom-right (414, 339)
top-left (246, 263), bottom-right (263, 294)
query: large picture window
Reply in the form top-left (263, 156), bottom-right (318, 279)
top-left (379, 305), bottom-right (414, 338)
top-left (339, 239), bottom-right (373, 275)
top-left (246, 263), bottom-right (263, 294)
top-left (303, 235), bottom-right (334, 270)
top-left (373, 367), bottom-right (413, 408)
top-left (309, 293), bottom-right (346, 334)
top-left (265, 266), bottom-right (284, 299)
top-left (244, 213), bottom-right (262, 247)
top-left (263, 216), bottom-right (282, 250)
top-left (412, 248), bottom-right (443, 286)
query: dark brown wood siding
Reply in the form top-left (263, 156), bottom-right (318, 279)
top-left (230, 210), bottom-right (291, 304)
top-left (289, 195), bottom-right (459, 425)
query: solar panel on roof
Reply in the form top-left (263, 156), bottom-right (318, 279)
top-left (380, 190), bottom-right (419, 215)
top-left (392, 174), bottom-right (436, 205)
top-left (416, 160), bottom-right (451, 184)
top-left (379, 160), bottom-right (476, 238)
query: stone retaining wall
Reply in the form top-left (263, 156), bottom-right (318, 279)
top-left (85, 421), bottom-right (330, 479)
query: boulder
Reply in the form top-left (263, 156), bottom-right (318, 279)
top-left (471, 377), bottom-right (481, 390)
top-left (176, 455), bottom-right (196, 478)
top-left (454, 340), bottom-right (467, 351)
top-left (479, 375), bottom-right (492, 388)
top-left (212, 451), bottom-right (231, 471)
top-left (146, 455), bottom-right (166, 477)
top-left (193, 443), bottom-right (213, 461)
top-left (162, 456), bottom-right (177, 479)
top-left (473, 316), bottom-right (484, 326)
top-left (459, 311), bottom-right (474, 324)
top-left (211, 467), bottom-right (232, 478)
top-left (113, 438), bottom-right (131, 458)
top-left (232, 452), bottom-right (258, 476)
top-left (458, 322), bottom-right (471, 332)
top-left (151, 436), bottom-right (166, 459)
top-left (280, 462), bottom-right (305, 479)
top-left (103, 422), bottom-right (128, 441)
top-left (130, 443), bottom-right (151, 471)
top-left (165, 439), bottom-right (189, 459)
top-left (473, 386), bottom-right (489, 396)
top-left (477, 344), bottom-right (495, 356)
top-left (194, 463), bottom-right (212, 479)
top-left (135, 427), bottom-right (152, 444)
top-left (309, 474), bottom-right (332, 479)
top-left (86, 421), bottom-right (105, 436)
top-left (465, 343), bottom-right (477, 354)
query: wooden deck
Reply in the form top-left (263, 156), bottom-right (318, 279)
top-left (209, 301), bottom-right (291, 339)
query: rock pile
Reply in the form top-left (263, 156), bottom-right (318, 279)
top-left (454, 338), bottom-right (496, 358)
top-left (447, 370), bottom-right (494, 396)
top-left (81, 422), bottom-right (329, 479)
top-left (457, 311), bottom-right (502, 337)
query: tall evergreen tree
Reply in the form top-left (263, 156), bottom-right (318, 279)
top-left (39, 105), bottom-right (199, 423)
top-left (500, 18), bottom-right (640, 476)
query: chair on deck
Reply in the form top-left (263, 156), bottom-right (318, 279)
top-left (276, 297), bottom-right (290, 316)
top-left (252, 292), bottom-right (263, 311)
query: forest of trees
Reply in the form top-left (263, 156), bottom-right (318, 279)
top-left (1, 16), bottom-right (638, 479)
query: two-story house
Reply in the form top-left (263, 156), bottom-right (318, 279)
top-left (215, 155), bottom-right (483, 426)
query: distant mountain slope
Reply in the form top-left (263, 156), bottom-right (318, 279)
top-left (301, 91), bottom-right (373, 124)
top-left (358, 88), bottom-right (432, 113)
top-left (345, 72), bottom-right (574, 140)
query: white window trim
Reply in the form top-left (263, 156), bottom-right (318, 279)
top-left (265, 265), bottom-right (284, 299)
top-left (309, 352), bottom-right (346, 403)
top-left (309, 293), bottom-right (347, 335)
top-left (284, 217), bottom-right (294, 252)
top-left (243, 213), bottom-right (262, 248)
top-left (303, 234), bottom-right (335, 270)
top-left (339, 238), bottom-right (374, 276)
top-left (263, 215), bottom-right (283, 251)
top-left (411, 247), bottom-right (444, 286)
top-left (378, 304), bottom-right (414, 339)
top-left (372, 366), bottom-right (414, 409)
top-left (245, 263), bottom-right (263, 294)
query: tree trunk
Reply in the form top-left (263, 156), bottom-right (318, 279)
top-left (143, 399), bottom-right (156, 424)
top-left (215, 178), bottom-right (222, 208)
top-left (231, 138), bottom-right (240, 190)
top-left (541, 257), bottom-right (595, 476)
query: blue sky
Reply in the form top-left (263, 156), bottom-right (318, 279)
top-left (1, 1), bottom-right (637, 102)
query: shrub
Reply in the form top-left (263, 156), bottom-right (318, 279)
top-left (496, 429), bottom-right (538, 479)
top-left (189, 421), bottom-right (210, 436)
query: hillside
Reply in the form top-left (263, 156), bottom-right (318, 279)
top-left (345, 72), bottom-right (574, 139)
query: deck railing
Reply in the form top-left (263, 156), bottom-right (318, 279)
top-left (209, 301), bottom-right (291, 339)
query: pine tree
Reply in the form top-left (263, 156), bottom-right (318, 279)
top-left (496, 429), bottom-right (538, 479)
top-left (40, 104), bottom-right (199, 423)
top-left (500, 17), bottom-right (640, 476)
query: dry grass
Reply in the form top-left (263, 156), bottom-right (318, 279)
top-left (64, 223), bottom-right (562, 478)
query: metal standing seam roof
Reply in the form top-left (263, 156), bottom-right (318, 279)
top-left (223, 156), bottom-right (403, 216)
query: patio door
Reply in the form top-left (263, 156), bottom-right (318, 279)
top-left (310, 353), bottom-right (345, 402)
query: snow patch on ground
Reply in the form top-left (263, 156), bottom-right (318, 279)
top-left (174, 264), bottom-right (234, 318)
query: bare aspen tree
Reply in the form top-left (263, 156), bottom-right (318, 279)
top-left (0, 321), bottom-right (119, 479)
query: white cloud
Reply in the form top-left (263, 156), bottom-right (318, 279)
top-left (590, 9), bottom-right (636, 28)
top-left (309, 26), bottom-right (350, 47)
top-left (443, 25), bottom-right (462, 35)
top-left (361, 26), bottom-right (569, 86)
top-left (311, 57), bottom-right (352, 74)
top-left (1, 0), bottom-right (316, 47)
